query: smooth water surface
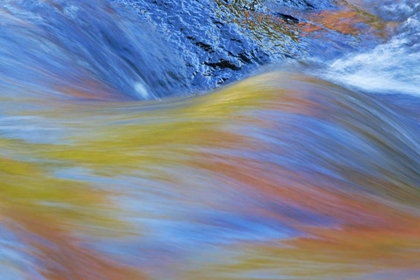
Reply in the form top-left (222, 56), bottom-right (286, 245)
top-left (0, 0), bottom-right (419, 279)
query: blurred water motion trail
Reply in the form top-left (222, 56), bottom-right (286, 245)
top-left (2, 72), bottom-right (420, 279)
top-left (1, 0), bottom-right (420, 279)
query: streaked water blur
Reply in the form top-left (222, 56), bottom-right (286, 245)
top-left (1, 0), bottom-right (420, 279)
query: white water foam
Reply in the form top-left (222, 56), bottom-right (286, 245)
top-left (319, 4), bottom-right (420, 96)
top-left (134, 81), bottom-right (151, 99)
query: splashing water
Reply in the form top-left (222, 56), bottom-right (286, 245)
top-left (0, 0), bottom-right (419, 279)
top-left (318, 0), bottom-right (420, 96)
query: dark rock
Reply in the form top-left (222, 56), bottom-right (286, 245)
top-left (109, 0), bottom-right (385, 96)
top-left (111, 0), bottom-right (304, 93)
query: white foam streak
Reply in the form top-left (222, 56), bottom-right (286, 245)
top-left (133, 82), bottom-right (148, 99)
top-left (321, 16), bottom-right (420, 96)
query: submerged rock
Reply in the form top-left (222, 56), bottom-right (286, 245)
top-left (110, 0), bottom-right (386, 95)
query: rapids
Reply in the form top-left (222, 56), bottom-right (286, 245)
top-left (0, 0), bottom-right (419, 279)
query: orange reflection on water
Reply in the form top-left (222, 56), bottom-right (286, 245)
top-left (300, 3), bottom-right (387, 38)
top-left (1, 72), bottom-right (419, 279)
top-left (5, 211), bottom-right (144, 280)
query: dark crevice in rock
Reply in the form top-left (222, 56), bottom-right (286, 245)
top-left (275, 13), bottom-right (300, 24)
top-left (204, 59), bottom-right (241, 71)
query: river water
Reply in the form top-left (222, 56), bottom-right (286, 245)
top-left (0, 0), bottom-right (419, 279)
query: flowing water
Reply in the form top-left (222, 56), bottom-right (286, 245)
top-left (1, 0), bottom-right (420, 279)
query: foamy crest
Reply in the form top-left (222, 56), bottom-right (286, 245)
top-left (320, 13), bottom-right (420, 96)
top-left (134, 81), bottom-right (151, 99)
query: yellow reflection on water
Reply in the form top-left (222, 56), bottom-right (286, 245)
top-left (1, 72), bottom-right (419, 279)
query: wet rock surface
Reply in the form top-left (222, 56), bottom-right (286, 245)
top-left (111, 0), bottom-right (387, 94)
